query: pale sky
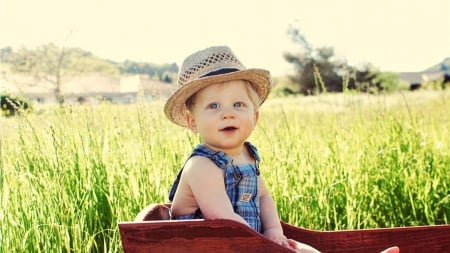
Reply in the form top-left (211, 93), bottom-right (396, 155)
top-left (1, 0), bottom-right (449, 76)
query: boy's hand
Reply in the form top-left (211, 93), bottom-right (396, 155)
top-left (282, 239), bottom-right (321, 253)
top-left (262, 228), bottom-right (287, 245)
top-left (380, 246), bottom-right (400, 253)
top-left (263, 228), bottom-right (321, 253)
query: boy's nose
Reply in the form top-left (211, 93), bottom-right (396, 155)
top-left (221, 107), bottom-right (236, 119)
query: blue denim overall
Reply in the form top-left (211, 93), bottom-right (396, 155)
top-left (169, 142), bottom-right (262, 232)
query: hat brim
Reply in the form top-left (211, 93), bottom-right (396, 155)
top-left (164, 68), bottom-right (272, 127)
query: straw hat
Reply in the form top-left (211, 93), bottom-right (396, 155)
top-left (164, 46), bottom-right (272, 127)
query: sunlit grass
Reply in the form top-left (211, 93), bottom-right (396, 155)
top-left (1, 89), bottom-right (449, 252)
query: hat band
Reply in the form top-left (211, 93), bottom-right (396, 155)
top-left (199, 68), bottom-right (239, 78)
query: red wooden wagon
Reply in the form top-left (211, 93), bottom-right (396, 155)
top-left (119, 203), bottom-right (450, 253)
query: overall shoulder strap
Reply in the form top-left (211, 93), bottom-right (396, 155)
top-left (245, 142), bottom-right (261, 175)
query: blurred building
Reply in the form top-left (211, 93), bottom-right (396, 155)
top-left (398, 57), bottom-right (450, 90)
top-left (0, 73), bottom-right (176, 104)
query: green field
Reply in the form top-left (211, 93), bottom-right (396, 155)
top-left (1, 90), bottom-right (449, 252)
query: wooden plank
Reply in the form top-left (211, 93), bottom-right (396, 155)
top-left (119, 219), bottom-right (293, 253)
top-left (282, 222), bottom-right (450, 253)
top-left (120, 219), bottom-right (450, 253)
top-left (121, 204), bottom-right (450, 253)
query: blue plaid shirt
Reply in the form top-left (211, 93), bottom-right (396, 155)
top-left (169, 142), bottom-right (262, 232)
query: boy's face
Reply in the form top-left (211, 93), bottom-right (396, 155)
top-left (186, 80), bottom-right (259, 151)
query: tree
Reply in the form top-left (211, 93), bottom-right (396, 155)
top-left (283, 25), bottom-right (387, 95)
top-left (119, 61), bottom-right (178, 82)
top-left (284, 25), bottom-right (346, 95)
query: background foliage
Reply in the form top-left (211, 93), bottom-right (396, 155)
top-left (283, 25), bottom-right (409, 95)
top-left (1, 44), bottom-right (179, 105)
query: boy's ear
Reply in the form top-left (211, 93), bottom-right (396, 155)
top-left (186, 113), bottom-right (198, 133)
top-left (253, 110), bottom-right (259, 126)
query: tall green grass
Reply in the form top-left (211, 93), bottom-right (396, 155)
top-left (1, 90), bottom-right (449, 252)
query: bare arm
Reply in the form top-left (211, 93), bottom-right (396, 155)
top-left (182, 156), bottom-right (249, 225)
top-left (259, 176), bottom-right (285, 243)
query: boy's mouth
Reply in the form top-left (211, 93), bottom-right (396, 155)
top-left (220, 126), bottom-right (238, 132)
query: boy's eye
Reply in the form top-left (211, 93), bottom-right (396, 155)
top-left (234, 102), bottom-right (244, 107)
top-left (208, 103), bottom-right (219, 109)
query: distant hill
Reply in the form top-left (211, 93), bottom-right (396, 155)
top-left (0, 44), bottom-right (179, 81)
top-left (1, 44), bottom-right (180, 104)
